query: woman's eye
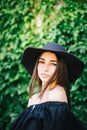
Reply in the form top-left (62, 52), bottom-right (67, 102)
top-left (39, 61), bottom-right (44, 64)
top-left (51, 63), bottom-right (57, 66)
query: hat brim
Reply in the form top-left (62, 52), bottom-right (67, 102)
top-left (21, 47), bottom-right (84, 83)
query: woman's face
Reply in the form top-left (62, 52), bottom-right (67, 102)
top-left (37, 51), bottom-right (58, 86)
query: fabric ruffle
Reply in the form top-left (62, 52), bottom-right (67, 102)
top-left (11, 101), bottom-right (86, 130)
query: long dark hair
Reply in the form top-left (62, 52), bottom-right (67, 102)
top-left (29, 52), bottom-right (70, 105)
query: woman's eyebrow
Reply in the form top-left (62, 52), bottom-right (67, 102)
top-left (39, 58), bottom-right (45, 60)
top-left (50, 60), bottom-right (57, 62)
top-left (39, 58), bottom-right (57, 62)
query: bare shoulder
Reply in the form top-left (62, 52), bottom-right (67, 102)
top-left (49, 85), bottom-right (68, 103)
top-left (27, 93), bottom-right (39, 107)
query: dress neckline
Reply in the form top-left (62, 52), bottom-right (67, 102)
top-left (28, 101), bottom-right (69, 109)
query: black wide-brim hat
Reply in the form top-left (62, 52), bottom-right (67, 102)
top-left (21, 42), bottom-right (84, 83)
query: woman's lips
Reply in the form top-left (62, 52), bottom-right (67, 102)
top-left (41, 73), bottom-right (49, 78)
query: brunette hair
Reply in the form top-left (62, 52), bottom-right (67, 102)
top-left (29, 52), bottom-right (70, 105)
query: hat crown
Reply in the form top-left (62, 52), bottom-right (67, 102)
top-left (43, 42), bottom-right (66, 52)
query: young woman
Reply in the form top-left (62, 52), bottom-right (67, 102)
top-left (11, 42), bottom-right (86, 130)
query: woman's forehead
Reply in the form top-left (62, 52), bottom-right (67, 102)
top-left (39, 51), bottom-right (58, 61)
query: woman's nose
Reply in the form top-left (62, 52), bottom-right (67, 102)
top-left (43, 64), bottom-right (49, 71)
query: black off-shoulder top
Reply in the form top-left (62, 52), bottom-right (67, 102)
top-left (11, 101), bottom-right (86, 130)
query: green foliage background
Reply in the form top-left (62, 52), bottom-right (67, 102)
top-left (0, 0), bottom-right (87, 130)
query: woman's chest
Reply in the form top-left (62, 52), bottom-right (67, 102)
top-left (34, 91), bottom-right (50, 104)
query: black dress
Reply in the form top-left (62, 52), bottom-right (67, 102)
top-left (11, 101), bottom-right (86, 130)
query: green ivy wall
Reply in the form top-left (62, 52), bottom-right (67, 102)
top-left (0, 0), bottom-right (87, 130)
